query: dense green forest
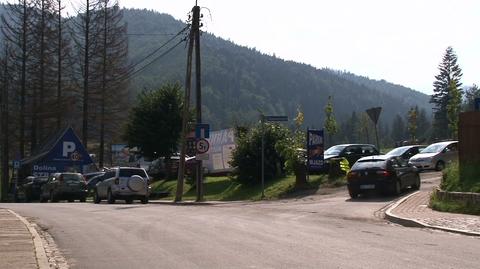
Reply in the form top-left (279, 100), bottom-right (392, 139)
top-left (0, 6), bottom-right (433, 147)
top-left (123, 9), bottom-right (431, 133)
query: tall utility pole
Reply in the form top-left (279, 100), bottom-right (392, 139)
top-left (175, 2), bottom-right (202, 202)
top-left (193, 4), bottom-right (203, 202)
top-left (1, 45), bottom-right (9, 202)
top-left (99, 0), bottom-right (108, 168)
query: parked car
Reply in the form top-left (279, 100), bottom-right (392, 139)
top-left (86, 172), bottom-right (107, 192)
top-left (93, 167), bottom-right (150, 204)
top-left (19, 176), bottom-right (48, 202)
top-left (408, 141), bottom-right (458, 171)
top-left (384, 145), bottom-right (426, 166)
top-left (148, 155), bottom-right (197, 178)
top-left (84, 172), bottom-right (105, 182)
top-left (40, 173), bottom-right (88, 202)
top-left (347, 155), bottom-right (420, 198)
top-left (324, 144), bottom-right (379, 167)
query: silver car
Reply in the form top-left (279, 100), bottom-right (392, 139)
top-left (93, 167), bottom-right (150, 204)
top-left (408, 141), bottom-right (458, 171)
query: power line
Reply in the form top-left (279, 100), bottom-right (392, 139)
top-left (119, 37), bottom-right (187, 82)
top-left (127, 25), bottom-right (189, 74)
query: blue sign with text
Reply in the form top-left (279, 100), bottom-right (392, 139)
top-left (307, 129), bottom-right (324, 171)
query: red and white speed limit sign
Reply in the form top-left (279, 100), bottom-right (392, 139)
top-left (196, 138), bottom-right (210, 154)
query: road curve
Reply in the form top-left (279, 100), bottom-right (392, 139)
top-left (3, 172), bottom-right (479, 269)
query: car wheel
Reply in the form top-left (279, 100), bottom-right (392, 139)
top-left (412, 174), bottom-right (421, 190)
top-left (435, 161), bottom-right (445, 171)
top-left (125, 198), bottom-right (133, 204)
top-left (348, 189), bottom-right (359, 199)
top-left (80, 196), bottom-right (86, 203)
top-left (141, 196), bottom-right (148, 204)
top-left (107, 189), bottom-right (115, 204)
top-left (50, 191), bottom-right (58, 203)
top-left (40, 196), bottom-right (47, 203)
top-left (392, 180), bottom-right (402, 196)
top-left (68, 199), bottom-right (74, 202)
top-left (93, 190), bottom-right (101, 204)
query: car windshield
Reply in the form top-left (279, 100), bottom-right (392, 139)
top-left (352, 159), bottom-right (388, 170)
top-left (62, 174), bottom-right (82, 182)
top-left (324, 145), bottom-right (347, 155)
top-left (385, 147), bottom-right (409, 156)
top-left (421, 144), bottom-right (446, 153)
top-left (119, 169), bottom-right (147, 177)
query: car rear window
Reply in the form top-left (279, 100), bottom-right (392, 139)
top-left (61, 174), bottom-right (82, 182)
top-left (352, 159), bottom-right (388, 170)
top-left (119, 168), bottom-right (147, 178)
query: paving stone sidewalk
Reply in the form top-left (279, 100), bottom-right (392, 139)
top-left (391, 191), bottom-right (480, 234)
top-left (0, 208), bottom-right (37, 269)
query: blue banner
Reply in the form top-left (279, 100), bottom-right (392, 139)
top-left (307, 129), bottom-right (324, 171)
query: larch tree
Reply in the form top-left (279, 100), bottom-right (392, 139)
top-left (323, 96), bottom-right (338, 147)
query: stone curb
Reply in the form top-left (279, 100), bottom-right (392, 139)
top-left (384, 191), bottom-right (480, 237)
top-left (7, 209), bottom-right (50, 269)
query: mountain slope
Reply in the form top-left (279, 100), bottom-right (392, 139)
top-left (124, 8), bottom-right (431, 130)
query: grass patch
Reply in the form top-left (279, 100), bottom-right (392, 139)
top-left (441, 162), bottom-right (480, 193)
top-left (430, 193), bottom-right (480, 216)
top-left (150, 174), bottom-right (345, 201)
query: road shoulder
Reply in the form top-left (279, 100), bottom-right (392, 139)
top-left (385, 190), bottom-right (480, 236)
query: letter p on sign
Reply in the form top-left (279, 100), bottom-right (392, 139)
top-left (63, 142), bottom-right (76, 157)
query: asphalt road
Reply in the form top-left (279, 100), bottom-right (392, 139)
top-left (3, 172), bottom-right (479, 269)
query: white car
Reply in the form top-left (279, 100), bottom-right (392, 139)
top-left (94, 167), bottom-right (150, 204)
top-left (408, 141), bottom-right (458, 171)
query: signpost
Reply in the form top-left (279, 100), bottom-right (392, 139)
top-left (366, 107), bottom-right (382, 151)
top-left (260, 114), bottom-right (288, 199)
top-left (307, 130), bottom-right (324, 174)
top-left (195, 124), bottom-right (210, 202)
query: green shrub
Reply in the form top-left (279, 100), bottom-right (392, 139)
top-left (230, 124), bottom-right (289, 185)
top-left (441, 162), bottom-right (480, 193)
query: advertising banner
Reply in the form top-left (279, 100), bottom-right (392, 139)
top-left (307, 129), bottom-right (324, 171)
top-left (203, 129), bottom-right (236, 173)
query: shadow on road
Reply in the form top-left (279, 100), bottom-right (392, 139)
top-left (345, 188), bottom-right (417, 203)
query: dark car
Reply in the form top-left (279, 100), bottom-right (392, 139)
top-left (84, 172), bottom-right (105, 182)
top-left (384, 145), bottom-right (426, 166)
top-left (86, 173), bottom-right (107, 192)
top-left (20, 176), bottom-right (48, 202)
top-left (40, 173), bottom-right (88, 202)
top-left (346, 155), bottom-right (420, 199)
top-left (324, 144), bottom-right (379, 167)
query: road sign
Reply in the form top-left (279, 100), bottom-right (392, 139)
top-left (195, 124), bottom-right (210, 139)
top-left (13, 160), bottom-right (21, 170)
top-left (264, 115), bottom-right (288, 122)
top-left (366, 107), bottom-right (382, 124)
top-left (196, 138), bottom-right (210, 154)
top-left (187, 138), bottom-right (197, 156)
top-left (196, 153), bottom-right (209, 161)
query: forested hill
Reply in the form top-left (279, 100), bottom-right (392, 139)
top-left (124, 9), bottom-right (431, 130)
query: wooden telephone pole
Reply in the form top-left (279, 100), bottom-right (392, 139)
top-left (176, 2), bottom-right (202, 202)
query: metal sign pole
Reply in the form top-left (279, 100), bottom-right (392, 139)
top-left (261, 114), bottom-right (265, 199)
top-left (306, 128), bottom-right (310, 183)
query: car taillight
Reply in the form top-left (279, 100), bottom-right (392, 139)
top-left (114, 178), bottom-right (119, 184)
top-left (376, 170), bottom-right (391, 177)
top-left (347, 171), bottom-right (358, 180)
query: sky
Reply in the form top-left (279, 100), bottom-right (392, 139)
top-left (50, 0), bottom-right (480, 94)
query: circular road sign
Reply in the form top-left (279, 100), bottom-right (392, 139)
top-left (196, 138), bottom-right (210, 154)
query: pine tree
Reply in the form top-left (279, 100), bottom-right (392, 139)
top-left (416, 108), bottom-right (431, 142)
top-left (430, 47), bottom-right (463, 140)
top-left (391, 114), bottom-right (406, 143)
